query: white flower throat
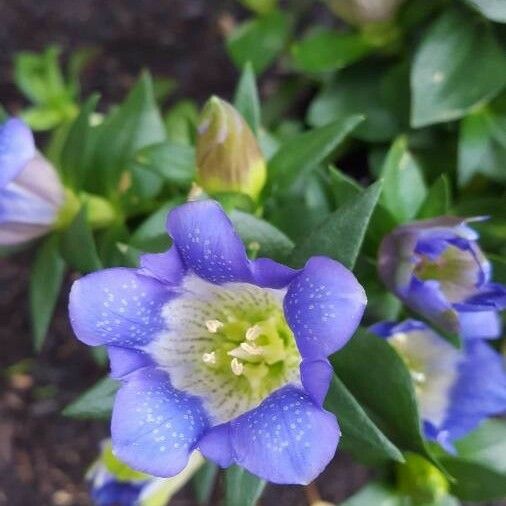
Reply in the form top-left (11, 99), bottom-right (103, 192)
top-left (147, 276), bottom-right (301, 423)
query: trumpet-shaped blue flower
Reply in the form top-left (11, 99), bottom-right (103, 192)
top-left (370, 320), bottom-right (506, 451)
top-left (0, 118), bottom-right (65, 245)
top-left (378, 217), bottom-right (506, 340)
top-left (69, 200), bottom-right (366, 484)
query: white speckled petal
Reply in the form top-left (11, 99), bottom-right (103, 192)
top-left (111, 367), bottom-right (208, 477)
top-left (229, 385), bottom-right (340, 485)
top-left (69, 268), bottom-right (171, 348)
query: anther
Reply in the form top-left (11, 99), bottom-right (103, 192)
top-left (205, 319), bottom-right (223, 333)
top-left (230, 358), bottom-right (244, 376)
top-left (202, 351), bottom-right (216, 364)
top-left (245, 324), bottom-right (261, 341)
top-left (240, 342), bottom-right (263, 355)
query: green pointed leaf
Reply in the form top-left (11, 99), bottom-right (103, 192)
top-left (411, 8), bottom-right (506, 127)
top-left (192, 461), bottom-right (219, 505)
top-left (224, 466), bottom-right (266, 506)
top-left (227, 11), bottom-right (291, 74)
top-left (131, 142), bottom-right (195, 187)
top-left (87, 72), bottom-right (166, 194)
top-left (234, 62), bottom-right (261, 134)
top-left (60, 207), bottom-right (102, 273)
top-left (331, 329), bottom-right (440, 468)
top-left (239, 0), bottom-right (277, 15)
top-left (340, 482), bottom-right (402, 506)
top-left (291, 29), bottom-right (370, 73)
top-left (63, 377), bottom-right (118, 419)
top-left (30, 235), bottom-right (66, 350)
top-left (458, 106), bottom-right (506, 186)
top-left (325, 376), bottom-right (404, 464)
top-left (164, 100), bottom-right (199, 145)
top-left (289, 180), bottom-right (382, 269)
top-left (60, 94), bottom-right (100, 188)
top-left (417, 175), bottom-right (450, 219)
top-left (269, 114), bottom-right (363, 192)
top-left (229, 209), bottom-right (294, 262)
top-left (380, 137), bottom-right (427, 223)
top-left (462, 0), bottom-right (506, 22)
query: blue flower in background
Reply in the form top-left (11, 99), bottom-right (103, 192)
top-left (0, 118), bottom-right (65, 245)
top-left (69, 199), bottom-right (367, 484)
top-left (378, 217), bottom-right (506, 340)
top-left (370, 320), bottom-right (506, 451)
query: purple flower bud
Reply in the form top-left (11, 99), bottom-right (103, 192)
top-left (0, 118), bottom-right (65, 245)
top-left (378, 217), bottom-right (505, 340)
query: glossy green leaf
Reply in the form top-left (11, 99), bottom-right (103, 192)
top-left (224, 466), bottom-right (266, 506)
top-left (164, 100), bottom-right (199, 145)
top-left (340, 482), bottom-right (402, 506)
top-left (268, 115), bottom-right (363, 192)
top-left (30, 235), bottom-right (66, 350)
top-left (411, 8), bottom-right (506, 127)
top-left (325, 376), bottom-right (404, 464)
top-left (88, 72), bottom-right (167, 194)
top-left (462, 0), bottom-right (506, 22)
top-left (131, 142), bottom-right (195, 187)
top-left (60, 207), bottom-right (102, 273)
top-left (380, 137), bottom-right (427, 223)
top-left (458, 106), bottom-right (506, 186)
top-left (290, 180), bottom-right (382, 269)
top-left (234, 62), bottom-right (261, 134)
top-left (308, 63), bottom-right (407, 142)
top-left (63, 377), bottom-right (118, 419)
top-left (489, 254), bottom-right (506, 283)
top-left (60, 94), bottom-right (100, 188)
top-left (292, 29), bottom-right (370, 73)
top-left (192, 461), bottom-right (219, 505)
top-left (239, 0), bottom-right (277, 14)
top-left (417, 175), bottom-right (450, 219)
top-left (331, 329), bottom-right (438, 466)
top-left (229, 209), bottom-right (294, 262)
top-left (227, 11), bottom-right (291, 74)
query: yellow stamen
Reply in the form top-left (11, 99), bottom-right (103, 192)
top-left (202, 351), bottom-right (216, 365)
top-left (231, 358), bottom-right (244, 376)
top-left (205, 319), bottom-right (223, 333)
top-left (245, 324), bottom-right (261, 341)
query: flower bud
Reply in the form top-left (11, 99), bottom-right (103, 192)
top-left (326, 0), bottom-right (405, 26)
top-left (196, 96), bottom-right (266, 201)
top-left (88, 440), bottom-right (204, 506)
top-left (0, 118), bottom-right (65, 245)
top-left (378, 217), bottom-right (505, 340)
top-left (397, 453), bottom-right (448, 504)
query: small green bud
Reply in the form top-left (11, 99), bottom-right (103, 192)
top-left (397, 453), bottom-right (449, 505)
top-left (196, 96), bottom-right (266, 201)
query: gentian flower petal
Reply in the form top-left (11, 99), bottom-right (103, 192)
top-left (0, 118), bottom-right (35, 188)
top-left (250, 257), bottom-right (299, 289)
top-left (108, 347), bottom-right (155, 379)
top-left (91, 481), bottom-right (144, 506)
top-left (69, 268), bottom-right (170, 347)
top-left (440, 340), bottom-right (506, 442)
top-left (111, 367), bottom-right (208, 477)
top-left (458, 310), bottom-right (501, 340)
top-left (284, 256), bottom-right (367, 359)
top-left (300, 359), bottom-right (333, 406)
top-left (229, 386), bottom-right (340, 485)
top-left (167, 200), bottom-right (252, 284)
top-left (198, 423), bottom-right (236, 467)
top-left (139, 248), bottom-right (186, 285)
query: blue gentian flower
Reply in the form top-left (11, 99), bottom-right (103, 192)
top-left (69, 199), bottom-right (367, 484)
top-left (88, 440), bottom-right (204, 506)
top-left (378, 217), bottom-right (506, 340)
top-left (370, 320), bottom-right (506, 451)
top-left (0, 118), bottom-right (65, 245)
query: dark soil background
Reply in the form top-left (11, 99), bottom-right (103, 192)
top-left (0, 1), bottom-right (369, 505)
